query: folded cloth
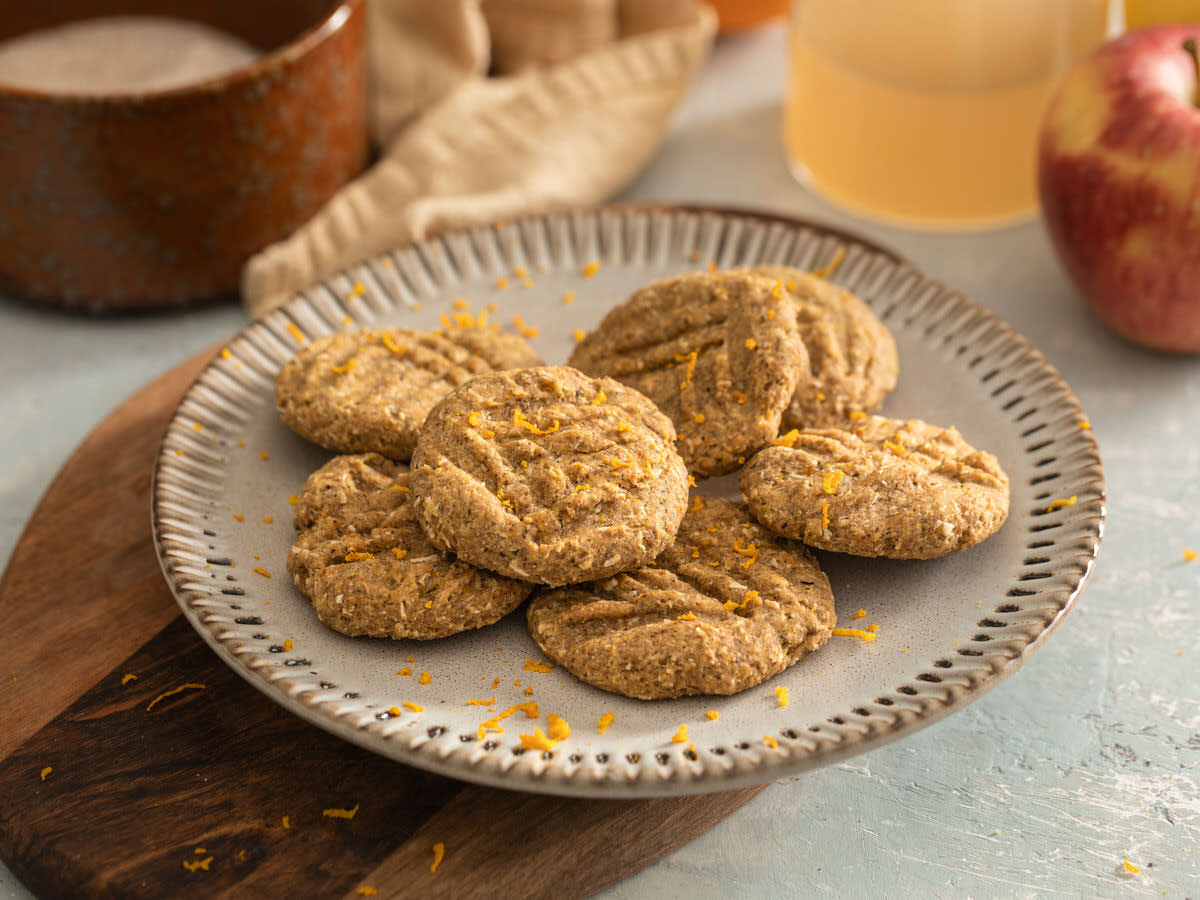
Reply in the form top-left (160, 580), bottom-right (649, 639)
top-left (242, 0), bottom-right (716, 318)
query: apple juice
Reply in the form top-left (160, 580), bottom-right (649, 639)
top-left (784, 0), bottom-right (1109, 228)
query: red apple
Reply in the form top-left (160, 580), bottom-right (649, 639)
top-left (1038, 25), bottom-right (1200, 353)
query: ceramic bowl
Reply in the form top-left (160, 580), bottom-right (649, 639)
top-left (0, 0), bottom-right (368, 311)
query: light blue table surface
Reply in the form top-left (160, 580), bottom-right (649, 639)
top-left (2, 23), bottom-right (1196, 899)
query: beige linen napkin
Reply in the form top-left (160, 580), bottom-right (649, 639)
top-left (242, 0), bottom-right (716, 317)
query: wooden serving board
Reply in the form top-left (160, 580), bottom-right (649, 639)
top-left (0, 344), bottom-right (765, 899)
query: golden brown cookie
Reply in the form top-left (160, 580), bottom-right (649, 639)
top-left (287, 453), bottom-right (532, 640)
top-left (741, 416), bottom-right (1009, 559)
top-left (567, 271), bottom-right (806, 477)
top-left (275, 327), bottom-right (543, 461)
top-left (526, 497), bottom-right (836, 700)
top-left (410, 366), bottom-right (689, 587)
top-left (751, 266), bottom-right (899, 429)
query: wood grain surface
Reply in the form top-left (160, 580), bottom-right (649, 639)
top-left (0, 344), bottom-right (765, 898)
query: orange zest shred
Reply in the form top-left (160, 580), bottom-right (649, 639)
top-left (263, 516), bottom-right (274, 524)
top-left (1122, 858), bottom-right (1140, 874)
top-left (288, 495), bottom-right (298, 505)
top-left (573, 329), bottom-right (586, 342)
top-left (232, 513), bottom-right (244, 521)
top-left (672, 725), bottom-right (689, 743)
top-left (513, 409), bottom-right (559, 434)
top-left (774, 429), bottom-right (800, 448)
top-left (868, 623), bottom-right (880, 633)
top-left (1185, 548), bottom-right (1197, 562)
top-left (775, 686), bottom-right (789, 707)
top-left (121, 673), bottom-right (138, 685)
top-left (344, 551), bottom-right (375, 562)
top-left (598, 712), bottom-right (614, 734)
top-left (691, 495), bottom-right (706, 512)
top-left (403, 701), bottom-right (424, 712)
top-left (763, 735), bottom-right (779, 749)
top-left (391, 548), bottom-right (408, 561)
top-left (476, 702), bottom-right (538, 740)
top-left (520, 729), bottom-right (558, 751)
top-left (582, 260), bottom-right (600, 278)
top-left (847, 410), bottom-right (867, 420)
top-left (452, 298), bottom-right (470, 310)
top-left (744, 338), bottom-right (757, 350)
top-left (1046, 495), bottom-right (1077, 513)
top-left (810, 246), bottom-right (846, 279)
top-left (431, 842), bottom-right (445, 874)
top-left (419, 671), bottom-right (432, 685)
top-left (707, 260), bottom-right (718, 273)
top-left (39, 766), bottom-right (51, 781)
top-left (283, 638), bottom-right (294, 652)
top-left (563, 291), bottom-right (576, 305)
top-left (282, 815), bottom-right (291, 829)
top-left (387, 706), bottom-right (401, 716)
top-left (146, 682), bottom-right (206, 712)
top-left (524, 657), bottom-right (553, 673)
top-left (352, 281), bottom-right (366, 296)
top-left (285, 321), bottom-right (306, 344)
top-left (677, 612), bottom-right (698, 621)
top-left (547, 713), bottom-right (570, 742)
top-left (496, 276), bottom-right (509, 289)
top-left (693, 412), bottom-right (706, 424)
top-left (592, 389), bottom-right (607, 405)
top-left (356, 887), bottom-right (378, 897)
top-left (675, 349), bottom-right (699, 391)
top-left (220, 348), bottom-right (232, 360)
top-left (853, 608), bottom-right (867, 619)
top-left (732, 538), bottom-right (759, 569)
top-left (832, 627), bottom-right (877, 642)
top-left (253, 566), bottom-right (271, 578)
top-left (735, 392), bottom-right (747, 404)
top-left (821, 502), bottom-right (830, 530)
top-left (822, 470), bottom-right (844, 495)
top-left (706, 710), bottom-right (719, 720)
top-left (397, 667), bottom-right (412, 676)
top-left (513, 315), bottom-right (539, 338)
top-left (883, 439), bottom-right (908, 457)
top-left (467, 696), bottom-right (497, 706)
top-left (323, 804), bottom-right (359, 820)
top-left (1078, 420), bottom-right (1092, 430)
top-left (382, 332), bottom-right (407, 355)
top-left (331, 359), bottom-right (357, 375)
top-left (183, 857), bottom-right (213, 872)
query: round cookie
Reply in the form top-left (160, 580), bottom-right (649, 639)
top-left (740, 416), bottom-right (1010, 559)
top-left (275, 327), bottom-right (543, 460)
top-left (567, 271), bottom-right (807, 477)
top-left (751, 266), bottom-right (898, 429)
top-left (287, 453), bottom-right (533, 640)
top-left (410, 366), bottom-right (689, 587)
top-left (526, 496), bottom-right (836, 700)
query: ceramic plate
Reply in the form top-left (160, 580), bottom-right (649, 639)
top-left (152, 206), bottom-right (1104, 798)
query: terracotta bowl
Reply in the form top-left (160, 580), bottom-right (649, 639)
top-left (0, 0), bottom-right (368, 312)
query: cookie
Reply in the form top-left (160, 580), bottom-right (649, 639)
top-left (567, 271), bottom-right (806, 477)
top-left (287, 453), bottom-right (532, 640)
top-left (526, 497), bottom-right (836, 700)
top-left (741, 416), bottom-right (1009, 559)
top-left (751, 266), bottom-right (899, 429)
top-left (410, 366), bottom-right (689, 587)
top-left (275, 327), bottom-right (543, 460)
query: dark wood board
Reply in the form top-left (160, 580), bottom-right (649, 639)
top-left (0, 343), bottom-right (765, 898)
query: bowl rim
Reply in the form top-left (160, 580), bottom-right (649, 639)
top-left (0, 0), bottom-right (361, 104)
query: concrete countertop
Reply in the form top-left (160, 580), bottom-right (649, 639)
top-left (1, 23), bottom-right (1196, 899)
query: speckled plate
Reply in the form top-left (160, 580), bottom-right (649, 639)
top-left (152, 206), bottom-right (1105, 798)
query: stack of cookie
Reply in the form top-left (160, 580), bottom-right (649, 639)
top-left (276, 267), bottom-right (1009, 701)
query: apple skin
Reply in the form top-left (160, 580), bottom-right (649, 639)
top-left (1038, 25), bottom-right (1200, 353)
